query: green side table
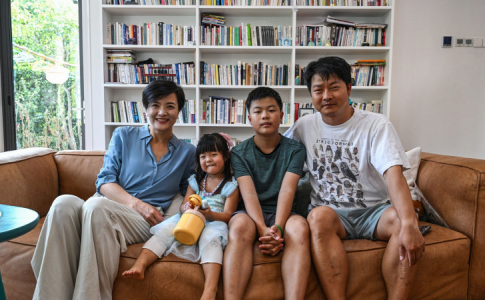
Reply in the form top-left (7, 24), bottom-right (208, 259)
top-left (0, 204), bottom-right (39, 300)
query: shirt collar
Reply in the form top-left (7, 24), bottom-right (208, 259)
top-left (140, 125), bottom-right (181, 149)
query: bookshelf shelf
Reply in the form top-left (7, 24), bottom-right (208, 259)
top-left (92, 1), bottom-right (394, 149)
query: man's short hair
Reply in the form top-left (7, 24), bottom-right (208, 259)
top-left (142, 80), bottom-right (185, 111)
top-left (246, 87), bottom-right (283, 113)
top-left (304, 56), bottom-right (352, 92)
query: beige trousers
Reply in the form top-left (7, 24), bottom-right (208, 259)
top-left (31, 193), bottom-right (182, 300)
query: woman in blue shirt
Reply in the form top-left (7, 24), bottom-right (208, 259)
top-left (31, 81), bottom-right (196, 300)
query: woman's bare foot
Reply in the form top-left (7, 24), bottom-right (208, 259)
top-left (122, 264), bottom-right (146, 281)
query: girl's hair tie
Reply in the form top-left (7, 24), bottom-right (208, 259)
top-left (218, 132), bottom-right (234, 149)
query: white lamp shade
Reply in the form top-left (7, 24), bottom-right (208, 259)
top-left (45, 65), bottom-right (70, 84)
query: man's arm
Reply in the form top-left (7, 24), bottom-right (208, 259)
top-left (385, 165), bottom-right (425, 266)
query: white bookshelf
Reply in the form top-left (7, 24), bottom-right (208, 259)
top-left (90, 1), bottom-right (394, 149)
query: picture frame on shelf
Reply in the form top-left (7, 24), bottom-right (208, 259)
top-left (299, 108), bottom-right (314, 118)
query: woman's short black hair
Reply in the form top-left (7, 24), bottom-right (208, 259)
top-left (304, 56), bottom-right (352, 92)
top-left (245, 87), bottom-right (283, 113)
top-left (142, 80), bottom-right (185, 111)
top-left (195, 133), bottom-right (232, 195)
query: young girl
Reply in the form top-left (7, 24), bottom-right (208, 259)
top-left (123, 133), bottom-right (239, 300)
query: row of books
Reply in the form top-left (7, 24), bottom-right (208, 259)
top-left (200, 0), bottom-right (291, 5)
top-left (106, 62), bottom-right (196, 85)
top-left (107, 0), bottom-right (386, 5)
top-left (295, 0), bottom-right (389, 5)
top-left (110, 100), bottom-right (197, 124)
top-left (111, 101), bottom-right (147, 123)
top-left (200, 24), bottom-right (292, 46)
top-left (350, 100), bottom-right (383, 114)
top-left (351, 60), bottom-right (385, 86)
top-left (106, 0), bottom-right (196, 5)
top-left (106, 22), bottom-right (195, 46)
top-left (296, 23), bottom-right (386, 47)
top-left (200, 61), bottom-right (290, 86)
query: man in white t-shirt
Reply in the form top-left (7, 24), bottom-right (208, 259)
top-left (284, 56), bottom-right (424, 300)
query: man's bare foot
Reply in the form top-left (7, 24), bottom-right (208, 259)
top-left (200, 287), bottom-right (217, 300)
top-left (122, 265), bottom-right (145, 281)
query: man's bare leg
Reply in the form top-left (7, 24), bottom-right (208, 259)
top-left (281, 214), bottom-right (311, 300)
top-left (122, 248), bottom-right (158, 281)
top-left (223, 214), bottom-right (256, 300)
top-left (307, 206), bottom-right (348, 300)
top-left (375, 207), bottom-right (419, 300)
top-left (201, 263), bottom-right (221, 300)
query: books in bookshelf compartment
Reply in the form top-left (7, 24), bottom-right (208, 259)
top-left (350, 99), bottom-right (382, 114)
top-left (177, 99), bottom-right (197, 124)
top-left (294, 64), bottom-right (307, 86)
top-left (200, 0), bottom-right (291, 6)
top-left (296, 17), bottom-right (387, 47)
top-left (200, 96), bottom-right (249, 125)
top-left (294, 102), bottom-right (313, 122)
top-left (351, 60), bottom-right (385, 86)
top-left (106, 0), bottom-right (196, 5)
top-left (200, 61), bottom-right (289, 86)
top-left (295, 0), bottom-right (390, 6)
top-left (111, 101), bottom-right (147, 123)
top-left (200, 24), bottom-right (291, 46)
top-left (106, 22), bottom-right (195, 46)
top-left (106, 62), bottom-right (196, 85)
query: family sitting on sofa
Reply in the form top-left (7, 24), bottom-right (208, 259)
top-left (31, 56), bottom-right (424, 300)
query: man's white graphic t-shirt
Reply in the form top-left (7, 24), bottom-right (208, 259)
top-left (285, 109), bottom-right (410, 210)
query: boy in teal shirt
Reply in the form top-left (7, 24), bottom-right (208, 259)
top-left (223, 87), bottom-right (310, 300)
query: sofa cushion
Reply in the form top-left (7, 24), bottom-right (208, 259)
top-left (0, 148), bottom-right (58, 217)
top-left (55, 150), bottom-right (105, 200)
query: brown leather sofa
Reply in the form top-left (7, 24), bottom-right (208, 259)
top-left (0, 147), bottom-right (483, 299)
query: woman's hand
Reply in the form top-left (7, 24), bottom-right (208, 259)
top-left (133, 199), bottom-right (163, 226)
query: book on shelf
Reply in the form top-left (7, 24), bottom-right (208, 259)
top-left (106, 61), bottom-right (196, 85)
top-left (199, 0), bottom-right (291, 6)
top-left (296, 16), bottom-right (387, 47)
top-left (106, 22), bottom-right (195, 46)
top-left (295, 0), bottom-right (390, 6)
top-left (106, 0), bottom-right (196, 5)
top-left (351, 60), bottom-right (385, 86)
top-left (294, 103), bottom-right (314, 122)
top-left (349, 99), bottom-right (383, 114)
top-left (200, 61), bottom-right (289, 86)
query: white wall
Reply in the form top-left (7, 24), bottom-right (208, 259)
top-left (391, 0), bottom-right (485, 159)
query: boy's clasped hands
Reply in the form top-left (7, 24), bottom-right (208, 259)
top-left (258, 225), bottom-right (284, 256)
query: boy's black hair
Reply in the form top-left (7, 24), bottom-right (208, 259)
top-left (195, 133), bottom-right (232, 195)
top-left (245, 87), bottom-right (283, 113)
top-left (142, 80), bottom-right (185, 111)
top-left (304, 56), bottom-right (352, 92)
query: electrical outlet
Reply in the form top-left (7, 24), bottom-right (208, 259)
top-left (473, 38), bottom-right (483, 48)
top-left (456, 38), bottom-right (465, 47)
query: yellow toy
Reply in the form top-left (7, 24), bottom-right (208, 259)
top-left (173, 195), bottom-right (206, 245)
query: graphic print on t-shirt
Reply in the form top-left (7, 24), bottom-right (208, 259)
top-left (311, 138), bottom-right (365, 209)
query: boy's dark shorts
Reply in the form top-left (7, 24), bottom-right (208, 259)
top-left (233, 209), bottom-right (298, 227)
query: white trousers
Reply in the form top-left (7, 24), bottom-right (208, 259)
top-left (31, 193), bottom-right (182, 300)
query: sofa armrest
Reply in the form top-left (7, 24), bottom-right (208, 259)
top-left (0, 148), bottom-right (58, 217)
top-left (417, 152), bottom-right (485, 300)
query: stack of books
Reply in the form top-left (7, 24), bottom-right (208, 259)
top-left (107, 50), bottom-right (136, 64)
top-left (201, 14), bottom-right (226, 26)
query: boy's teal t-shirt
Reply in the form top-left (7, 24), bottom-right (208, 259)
top-left (230, 135), bottom-right (306, 213)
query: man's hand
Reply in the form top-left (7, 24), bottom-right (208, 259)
top-left (133, 199), bottom-right (163, 226)
top-left (258, 226), bottom-right (284, 256)
top-left (399, 223), bottom-right (425, 267)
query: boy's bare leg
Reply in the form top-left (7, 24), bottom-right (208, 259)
top-left (122, 248), bottom-right (158, 281)
top-left (223, 214), bottom-right (257, 300)
top-left (282, 214), bottom-right (311, 300)
top-left (307, 206), bottom-right (348, 300)
top-left (201, 263), bottom-right (221, 300)
top-left (375, 207), bottom-right (419, 300)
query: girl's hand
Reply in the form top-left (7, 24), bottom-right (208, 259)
top-left (134, 199), bottom-right (163, 226)
top-left (199, 206), bottom-right (213, 221)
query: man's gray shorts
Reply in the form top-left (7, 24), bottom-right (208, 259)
top-left (333, 201), bottom-right (392, 240)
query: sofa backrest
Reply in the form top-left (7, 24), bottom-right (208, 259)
top-left (54, 150), bottom-right (105, 201)
top-left (418, 152), bottom-right (485, 300)
top-left (0, 147), bottom-right (58, 217)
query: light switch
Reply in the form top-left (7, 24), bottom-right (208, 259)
top-left (473, 38), bottom-right (483, 48)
